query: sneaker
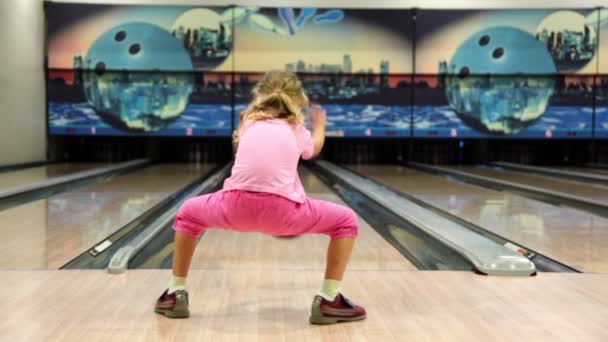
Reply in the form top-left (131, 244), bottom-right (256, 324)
top-left (154, 289), bottom-right (190, 318)
top-left (309, 293), bottom-right (366, 325)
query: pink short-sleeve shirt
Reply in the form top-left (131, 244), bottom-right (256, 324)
top-left (223, 119), bottom-right (315, 203)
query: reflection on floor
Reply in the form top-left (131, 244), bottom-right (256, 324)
top-left (351, 164), bottom-right (608, 273)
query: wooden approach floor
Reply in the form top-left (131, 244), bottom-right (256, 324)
top-left (1, 270), bottom-right (607, 341)
top-left (3, 168), bottom-right (607, 341)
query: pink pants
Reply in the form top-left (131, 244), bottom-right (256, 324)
top-left (173, 190), bottom-right (358, 239)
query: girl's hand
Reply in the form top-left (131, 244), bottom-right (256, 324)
top-left (311, 104), bottom-right (327, 131)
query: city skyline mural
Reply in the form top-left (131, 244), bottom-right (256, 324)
top-left (46, 3), bottom-right (606, 138)
top-left (598, 9), bottom-right (608, 73)
top-left (232, 8), bottom-right (412, 74)
top-left (597, 10), bottom-right (608, 138)
top-left (414, 9), bottom-right (600, 138)
top-left (416, 9), bottom-right (600, 75)
top-left (47, 3), bottom-right (234, 136)
top-left (227, 7), bottom-right (413, 137)
top-left (597, 76), bottom-right (608, 138)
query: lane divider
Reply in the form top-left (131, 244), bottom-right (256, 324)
top-left (316, 160), bottom-right (536, 277)
top-left (107, 164), bottom-right (231, 274)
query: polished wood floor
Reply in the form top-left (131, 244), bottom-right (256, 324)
top-left (0, 163), bottom-right (106, 192)
top-left (0, 164), bottom-right (215, 269)
top-left (351, 165), bottom-right (608, 273)
top-left (3, 166), bottom-right (608, 341)
top-left (558, 167), bottom-right (608, 176)
top-left (1, 269), bottom-right (607, 341)
top-left (454, 166), bottom-right (608, 204)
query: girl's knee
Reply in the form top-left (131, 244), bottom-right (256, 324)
top-left (180, 198), bottom-right (199, 215)
top-left (173, 198), bottom-right (206, 238)
top-left (173, 224), bottom-right (202, 239)
top-left (345, 208), bottom-right (357, 227)
top-left (331, 208), bottom-right (358, 239)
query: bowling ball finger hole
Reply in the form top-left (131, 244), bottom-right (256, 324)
top-left (129, 43), bottom-right (141, 55)
top-left (458, 67), bottom-right (470, 78)
top-left (478, 35), bottom-right (490, 46)
top-left (492, 47), bottom-right (504, 59)
top-left (114, 31), bottom-right (127, 42)
top-left (95, 62), bottom-right (106, 76)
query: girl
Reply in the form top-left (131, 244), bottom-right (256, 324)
top-left (154, 70), bottom-right (366, 325)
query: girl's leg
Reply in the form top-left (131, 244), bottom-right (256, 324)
top-left (297, 199), bottom-right (365, 324)
top-left (288, 198), bottom-right (359, 300)
top-left (164, 195), bottom-right (216, 293)
top-left (156, 190), bottom-right (250, 319)
top-left (325, 237), bottom-right (355, 280)
top-left (156, 231), bottom-right (199, 319)
top-left (172, 231), bottom-right (198, 278)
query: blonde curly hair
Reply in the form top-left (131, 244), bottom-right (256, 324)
top-left (233, 70), bottom-right (309, 147)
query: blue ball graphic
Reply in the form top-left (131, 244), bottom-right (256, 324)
top-left (446, 26), bottom-right (557, 135)
top-left (83, 23), bottom-right (194, 132)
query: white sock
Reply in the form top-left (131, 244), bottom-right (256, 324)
top-left (320, 279), bottom-right (341, 301)
top-left (168, 275), bottom-right (187, 294)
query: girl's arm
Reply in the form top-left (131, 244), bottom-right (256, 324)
top-left (311, 104), bottom-right (326, 156)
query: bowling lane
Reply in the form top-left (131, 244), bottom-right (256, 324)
top-left (0, 163), bottom-right (216, 270)
top-left (557, 167), bottom-right (608, 177)
top-left (453, 166), bottom-right (608, 204)
top-left (0, 163), bottom-right (108, 192)
top-left (351, 164), bottom-right (608, 273)
top-left (190, 167), bottom-right (416, 271)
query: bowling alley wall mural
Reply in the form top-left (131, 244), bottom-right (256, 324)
top-left (415, 9), bottom-right (600, 138)
top-left (231, 7), bottom-right (413, 137)
top-left (46, 3), bottom-right (606, 138)
top-left (597, 10), bottom-right (608, 138)
top-left (598, 76), bottom-right (608, 138)
top-left (46, 3), bottom-right (234, 136)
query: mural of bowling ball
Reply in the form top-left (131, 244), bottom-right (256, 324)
top-left (446, 26), bottom-right (556, 135)
top-left (83, 23), bottom-right (194, 132)
top-left (171, 8), bottom-right (233, 70)
top-left (536, 10), bottom-right (597, 73)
